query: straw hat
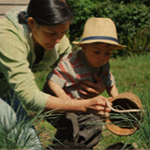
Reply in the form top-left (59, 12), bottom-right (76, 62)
top-left (72, 17), bottom-right (126, 50)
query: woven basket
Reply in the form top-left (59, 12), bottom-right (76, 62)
top-left (105, 92), bottom-right (143, 136)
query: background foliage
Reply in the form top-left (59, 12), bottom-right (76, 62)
top-left (68, 0), bottom-right (150, 57)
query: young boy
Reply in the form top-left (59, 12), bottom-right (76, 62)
top-left (43, 18), bottom-right (126, 148)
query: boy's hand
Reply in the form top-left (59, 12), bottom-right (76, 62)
top-left (79, 74), bottom-right (105, 98)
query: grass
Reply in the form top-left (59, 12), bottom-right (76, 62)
top-left (0, 107), bottom-right (48, 149)
top-left (110, 54), bottom-right (150, 94)
top-left (33, 53), bottom-right (150, 149)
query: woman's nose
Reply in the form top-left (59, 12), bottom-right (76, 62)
top-left (53, 34), bottom-right (63, 43)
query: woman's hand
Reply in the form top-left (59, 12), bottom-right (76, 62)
top-left (86, 95), bottom-right (112, 116)
top-left (79, 74), bottom-right (106, 99)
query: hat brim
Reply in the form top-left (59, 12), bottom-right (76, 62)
top-left (72, 40), bottom-right (126, 50)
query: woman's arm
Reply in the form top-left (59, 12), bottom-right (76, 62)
top-left (44, 94), bottom-right (112, 114)
top-left (0, 19), bottom-right (50, 111)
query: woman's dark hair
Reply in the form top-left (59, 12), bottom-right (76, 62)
top-left (18, 0), bottom-right (72, 25)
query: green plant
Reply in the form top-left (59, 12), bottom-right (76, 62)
top-left (0, 99), bottom-right (57, 150)
top-left (133, 92), bottom-right (150, 149)
top-left (68, 0), bottom-right (98, 42)
top-left (126, 29), bottom-right (150, 56)
top-left (114, 3), bottom-right (150, 44)
top-left (0, 110), bottom-right (42, 149)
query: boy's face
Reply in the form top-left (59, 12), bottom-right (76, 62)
top-left (81, 43), bottom-right (115, 68)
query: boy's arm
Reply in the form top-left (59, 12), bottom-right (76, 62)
top-left (106, 85), bottom-right (119, 98)
top-left (47, 79), bottom-right (70, 100)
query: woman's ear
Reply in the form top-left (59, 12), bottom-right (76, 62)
top-left (27, 17), bottom-right (36, 29)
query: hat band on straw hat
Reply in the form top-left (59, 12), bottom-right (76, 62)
top-left (81, 36), bottom-right (118, 43)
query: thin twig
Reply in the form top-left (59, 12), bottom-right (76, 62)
top-left (106, 100), bottom-right (142, 113)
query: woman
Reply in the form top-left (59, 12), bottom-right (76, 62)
top-left (0, 0), bottom-right (112, 149)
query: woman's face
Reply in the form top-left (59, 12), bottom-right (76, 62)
top-left (28, 17), bottom-right (70, 50)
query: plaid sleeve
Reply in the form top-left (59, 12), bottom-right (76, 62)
top-left (47, 53), bottom-right (76, 88)
top-left (47, 63), bottom-right (67, 88)
top-left (100, 62), bottom-right (115, 87)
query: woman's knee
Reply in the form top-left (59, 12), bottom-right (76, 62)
top-left (0, 98), bottom-right (17, 131)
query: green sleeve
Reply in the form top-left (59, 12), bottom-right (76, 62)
top-left (0, 27), bottom-right (50, 111)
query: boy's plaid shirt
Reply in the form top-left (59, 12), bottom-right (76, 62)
top-left (47, 50), bottom-right (115, 98)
